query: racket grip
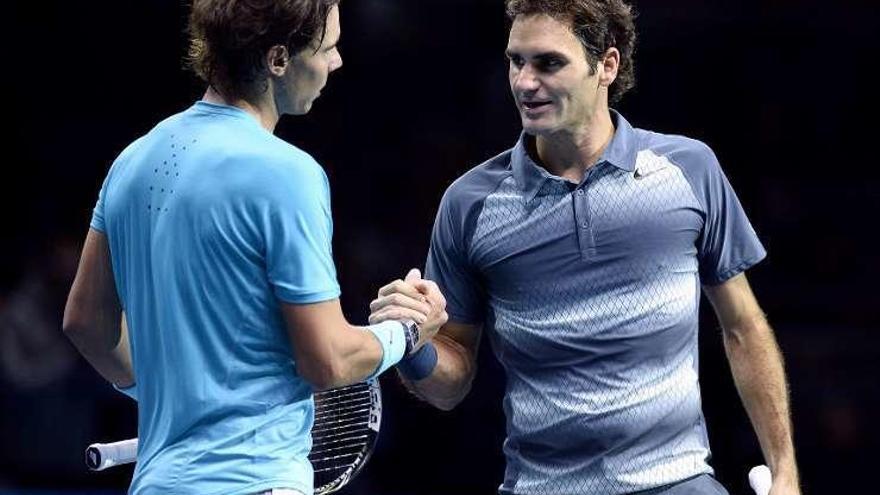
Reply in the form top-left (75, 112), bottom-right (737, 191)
top-left (748, 465), bottom-right (772, 495)
top-left (86, 438), bottom-right (139, 471)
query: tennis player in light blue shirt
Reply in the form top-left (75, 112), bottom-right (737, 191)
top-left (63, 2), bottom-right (447, 494)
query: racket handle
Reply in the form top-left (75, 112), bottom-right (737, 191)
top-left (86, 438), bottom-right (139, 471)
top-left (748, 464), bottom-right (772, 495)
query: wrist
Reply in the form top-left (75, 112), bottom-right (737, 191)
top-left (769, 458), bottom-right (800, 485)
top-left (399, 320), bottom-right (420, 355)
top-left (398, 341), bottom-right (438, 381)
top-left (364, 320), bottom-right (408, 379)
top-left (771, 464), bottom-right (799, 480)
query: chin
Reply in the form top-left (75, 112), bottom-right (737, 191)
top-left (290, 102), bottom-right (312, 116)
top-left (520, 118), bottom-right (557, 136)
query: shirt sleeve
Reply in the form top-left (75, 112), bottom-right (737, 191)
top-left (262, 158), bottom-right (341, 304)
top-left (691, 145), bottom-right (767, 285)
top-left (424, 188), bottom-right (486, 325)
top-left (90, 172), bottom-right (110, 233)
top-left (90, 139), bottom-right (143, 233)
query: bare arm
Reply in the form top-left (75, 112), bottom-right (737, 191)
top-left (281, 293), bottom-right (434, 391)
top-left (704, 273), bottom-right (800, 494)
top-left (369, 273), bottom-right (477, 411)
top-left (399, 321), bottom-right (481, 411)
top-left (62, 228), bottom-right (134, 387)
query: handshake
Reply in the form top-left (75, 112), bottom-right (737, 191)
top-left (369, 268), bottom-right (448, 355)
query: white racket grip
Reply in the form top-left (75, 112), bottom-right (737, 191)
top-left (86, 438), bottom-right (139, 471)
top-left (748, 464), bottom-right (772, 495)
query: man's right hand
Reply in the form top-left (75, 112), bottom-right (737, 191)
top-left (369, 268), bottom-right (448, 350)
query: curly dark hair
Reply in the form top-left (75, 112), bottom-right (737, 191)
top-left (506, 0), bottom-right (637, 104)
top-left (187, 0), bottom-right (340, 101)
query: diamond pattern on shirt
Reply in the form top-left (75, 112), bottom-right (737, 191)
top-left (472, 159), bottom-right (711, 494)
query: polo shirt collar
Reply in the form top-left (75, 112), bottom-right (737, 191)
top-left (602, 110), bottom-right (638, 173)
top-left (511, 110), bottom-right (639, 202)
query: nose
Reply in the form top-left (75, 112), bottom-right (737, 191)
top-left (330, 48), bottom-right (343, 73)
top-left (511, 64), bottom-right (540, 94)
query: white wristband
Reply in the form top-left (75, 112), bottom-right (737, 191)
top-left (363, 320), bottom-right (407, 379)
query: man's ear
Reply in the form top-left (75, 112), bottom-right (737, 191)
top-left (266, 45), bottom-right (290, 77)
top-left (598, 47), bottom-right (620, 88)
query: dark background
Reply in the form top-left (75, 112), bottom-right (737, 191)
top-left (3, 0), bottom-right (878, 493)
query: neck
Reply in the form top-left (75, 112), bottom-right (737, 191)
top-left (202, 86), bottom-right (280, 131)
top-left (534, 109), bottom-right (615, 183)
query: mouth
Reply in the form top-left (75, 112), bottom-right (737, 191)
top-left (520, 100), bottom-right (553, 113)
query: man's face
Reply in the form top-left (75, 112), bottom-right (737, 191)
top-left (506, 14), bottom-right (602, 136)
top-left (281, 5), bottom-right (343, 115)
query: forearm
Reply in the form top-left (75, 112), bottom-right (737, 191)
top-left (64, 313), bottom-right (134, 387)
top-left (401, 334), bottom-right (475, 410)
top-left (331, 323), bottom-right (386, 387)
top-left (724, 317), bottom-right (798, 481)
top-left (285, 299), bottom-right (410, 390)
top-left (64, 229), bottom-right (133, 387)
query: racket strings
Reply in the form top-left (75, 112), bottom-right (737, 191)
top-left (312, 433), bottom-right (369, 449)
top-left (311, 441), bottom-right (369, 457)
top-left (314, 390), bottom-right (371, 407)
top-left (312, 414), bottom-right (371, 428)
top-left (314, 400), bottom-right (371, 419)
top-left (314, 409), bottom-right (371, 424)
top-left (310, 381), bottom-right (378, 492)
top-left (314, 382), bottom-right (368, 397)
top-left (312, 422), bottom-right (370, 436)
top-left (312, 456), bottom-right (363, 474)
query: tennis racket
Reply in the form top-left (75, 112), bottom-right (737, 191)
top-left (85, 378), bottom-right (382, 494)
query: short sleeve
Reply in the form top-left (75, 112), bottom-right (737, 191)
top-left (690, 146), bottom-right (767, 285)
top-left (90, 138), bottom-right (144, 233)
top-left (90, 173), bottom-right (110, 233)
top-left (424, 189), bottom-right (486, 324)
top-left (262, 159), bottom-right (340, 304)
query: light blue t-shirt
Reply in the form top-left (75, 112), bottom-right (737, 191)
top-left (91, 101), bottom-right (341, 495)
top-left (426, 111), bottom-right (766, 494)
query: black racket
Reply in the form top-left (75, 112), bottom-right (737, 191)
top-left (86, 378), bottom-right (382, 494)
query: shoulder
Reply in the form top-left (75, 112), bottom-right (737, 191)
top-left (636, 129), bottom-right (734, 212)
top-left (261, 140), bottom-right (325, 180)
top-left (168, 106), bottom-right (329, 185)
top-left (440, 148), bottom-right (514, 217)
top-left (101, 134), bottom-right (150, 191)
top-left (208, 128), bottom-right (325, 183)
top-left (248, 142), bottom-right (330, 204)
top-left (113, 134), bottom-right (150, 167)
top-left (638, 129), bottom-right (720, 176)
top-left (181, 125), bottom-right (330, 211)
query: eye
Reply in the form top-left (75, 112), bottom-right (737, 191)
top-left (536, 57), bottom-right (566, 72)
top-left (508, 54), bottom-right (525, 68)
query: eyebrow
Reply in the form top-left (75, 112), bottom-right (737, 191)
top-left (505, 49), bottom-right (568, 60)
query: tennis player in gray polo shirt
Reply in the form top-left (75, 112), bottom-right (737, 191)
top-left (370, 1), bottom-right (800, 494)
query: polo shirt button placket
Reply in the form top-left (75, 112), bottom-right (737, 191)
top-left (575, 183), bottom-right (594, 260)
top-left (577, 187), bottom-right (588, 229)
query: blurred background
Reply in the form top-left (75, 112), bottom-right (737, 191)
top-left (3, 0), bottom-right (878, 493)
